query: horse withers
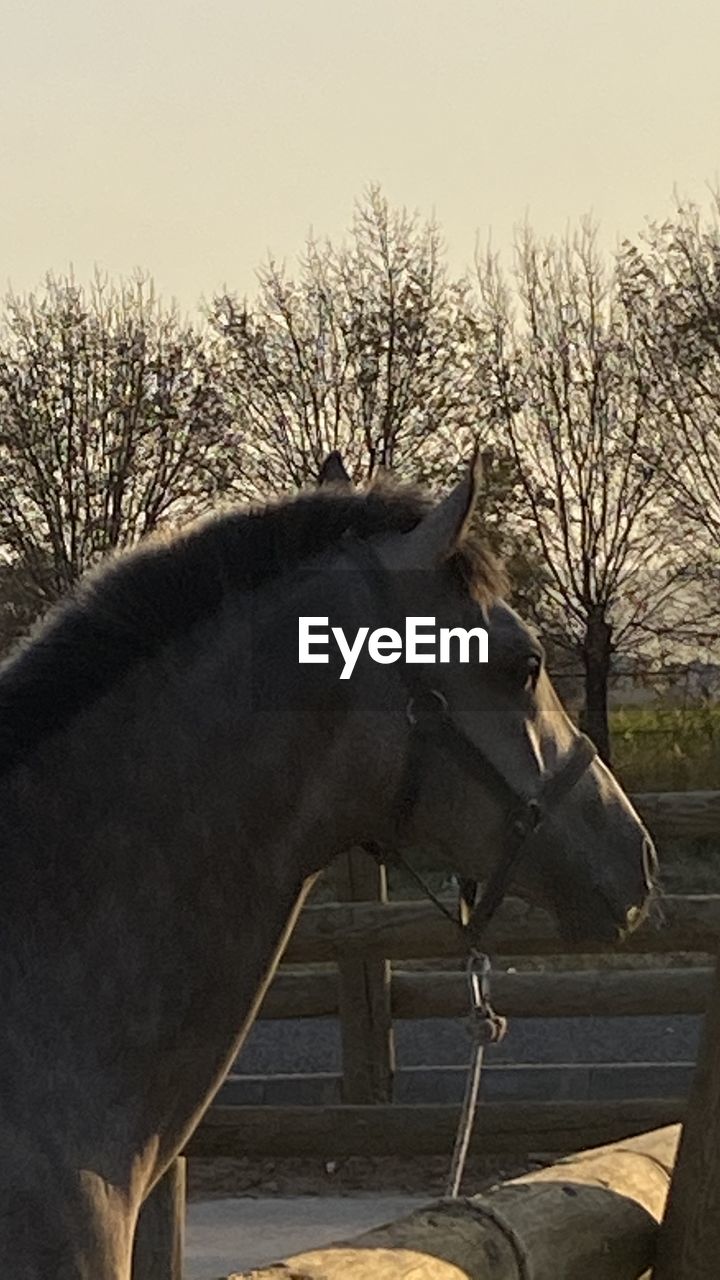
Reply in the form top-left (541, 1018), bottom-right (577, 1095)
top-left (0, 457), bottom-right (656, 1278)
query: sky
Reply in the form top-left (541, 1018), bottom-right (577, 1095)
top-left (2, 0), bottom-right (720, 317)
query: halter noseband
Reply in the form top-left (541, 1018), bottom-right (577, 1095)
top-left (349, 541), bottom-right (598, 947)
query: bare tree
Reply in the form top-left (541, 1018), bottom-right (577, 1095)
top-left (211, 187), bottom-right (547, 609)
top-left (476, 222), bottom-right (684, 761)
top-left (211, 186), bottom-right (481, 493)
top-left (618, 196), bottom-right (720, 573)
top-left (0, 272), bottom-right (232, 609)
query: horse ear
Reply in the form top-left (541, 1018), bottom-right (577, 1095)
top-left (318, 452), bottom-right (352, 487)
top-left (401, 451), bottom-right (482, 566)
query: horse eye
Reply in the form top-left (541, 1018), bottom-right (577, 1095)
top-left (525, 655), bottom-right (541, 691)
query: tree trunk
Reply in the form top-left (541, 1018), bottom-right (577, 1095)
top-left (579, 613), bottom-right (612, 765)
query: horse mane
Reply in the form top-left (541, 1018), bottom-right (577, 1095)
top-left (0, 484), bottom-right (505, 776)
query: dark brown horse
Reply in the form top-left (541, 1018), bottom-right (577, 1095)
top-left (0, 460), bottom-right (656, 1277)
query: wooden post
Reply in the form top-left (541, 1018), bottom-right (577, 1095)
top-left (333, 847), bottom-right (395, 1103)
top-left (653, 946), bottom-right (720, 1279)
top-left (132, 1158), bottom-right (186, 1280)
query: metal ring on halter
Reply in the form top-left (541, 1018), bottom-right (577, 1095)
top-left (405, 688), bottom-right (449, 727)
top-left (469, 949), bottom-right (491, 1005)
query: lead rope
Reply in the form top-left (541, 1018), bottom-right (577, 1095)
top-left (369, 847), bottom-right (508, 1200)
top-left (445, 949), bottom-right (507, 1198)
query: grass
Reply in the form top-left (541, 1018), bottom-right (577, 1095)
top-left (608, 702), bottom-right (720, 897)
top-left (609, 703), bottom-right (720, 793)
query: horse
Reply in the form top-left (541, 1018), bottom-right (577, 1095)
top-left (0, 457), bottom-right (657, 1278)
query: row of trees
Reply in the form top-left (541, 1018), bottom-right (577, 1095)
top-left (1, 188), bottom-right (719, 759)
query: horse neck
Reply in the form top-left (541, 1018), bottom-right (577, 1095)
top-left (0, 568), bottom-right (400, 1193)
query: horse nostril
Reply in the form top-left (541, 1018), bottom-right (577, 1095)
top-left (642, 834), bottom-right (658, 890)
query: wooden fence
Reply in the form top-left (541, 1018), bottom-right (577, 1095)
top-left (186, 789), bottom-right (720, 1160)
top-left (132, 791), bottom-right (720, 1278)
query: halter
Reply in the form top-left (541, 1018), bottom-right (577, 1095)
top-left (349, 540), bottom-right (598, 948)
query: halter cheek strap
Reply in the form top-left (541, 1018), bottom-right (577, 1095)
top-left (386, 681), bottom-right (597, 946)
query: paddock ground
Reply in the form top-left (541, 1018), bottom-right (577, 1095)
top-left (185, 1194), bottom-right (441, 1278)
top-left (188, 1150), bottom-right (539, 1200)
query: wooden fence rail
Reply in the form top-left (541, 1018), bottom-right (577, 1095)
top-left (260, 964), bottom-right (714, 1021)
top-left (282, 893), bottom-right (720, 963)
top-left (189, 1099), bottom-right (685, 1160)
top-left (629, 789), bottom-right (720, 839)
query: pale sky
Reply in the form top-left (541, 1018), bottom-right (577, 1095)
top-left (2, 0), bottom-right (720, 316)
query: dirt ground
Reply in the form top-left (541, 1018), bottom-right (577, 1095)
top-left (187, 1152), bottom-right (543, 1201)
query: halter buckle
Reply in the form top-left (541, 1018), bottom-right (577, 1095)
top-left (406, 688), bottom-right (449, 728)
top-left (468, 953), bottom-right (507, 1046)
top-left (511, 797), bottom-right (543, 840)
top-left (527, 798), bottom-right (542, 830)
